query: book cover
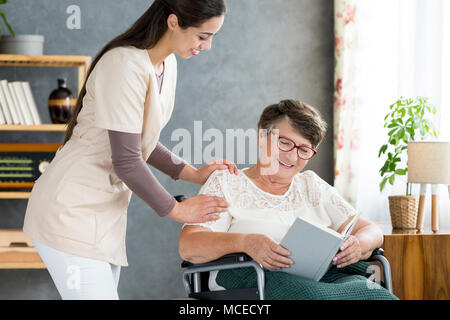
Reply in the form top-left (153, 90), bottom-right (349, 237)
top-left (21, 82), bottom-right (42, 125)
top-left (280, 213), bottom-right (359, 281)
top-left (11, 82), bottom-right (34, 125)
top-left (0, 101), bottom-right (5, 124)
top-left (0, 82), bottom-right (13, 124)
top-left (0, 80), bottom-right (21, 124)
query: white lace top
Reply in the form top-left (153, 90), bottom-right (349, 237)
top-left (183, 168), bottom-right (357, 291)
top-left (184, 168), bottom-right (357, 243)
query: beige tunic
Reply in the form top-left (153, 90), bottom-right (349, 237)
top-left (23, 46), bottom-right (177, 266)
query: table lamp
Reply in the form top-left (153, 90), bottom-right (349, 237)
top-left (408, 141), bottom-right (450, 233)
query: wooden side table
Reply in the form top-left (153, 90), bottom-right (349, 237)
top-left (377, 223), bottom-right (450, 300)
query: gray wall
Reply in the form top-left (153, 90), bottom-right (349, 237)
top-left (0, 0), bottom-right (334, 299)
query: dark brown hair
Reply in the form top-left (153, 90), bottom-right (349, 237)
top-left (258, 99), bottom-right (328, 148)
top-left (63, 0), bottom-right (227, 145)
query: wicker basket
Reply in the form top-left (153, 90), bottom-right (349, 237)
top-left (388, 195), bottom-right (419, 229)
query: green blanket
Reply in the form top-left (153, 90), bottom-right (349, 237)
top-left (216, 261), bottom-right (399, 300)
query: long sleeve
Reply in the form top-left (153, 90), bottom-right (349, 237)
top-left (146, 142), bottom-right (187, 180)
top-left (108, 130), bottom-right (176, 217)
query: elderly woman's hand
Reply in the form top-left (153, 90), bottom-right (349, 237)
top-left (243, 234), bottom-right (293, 270)
top-left (332, 235), bottom-right (362, 268)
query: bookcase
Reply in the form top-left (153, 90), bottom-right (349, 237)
top-left (0, 54), bottom-right (91, 269)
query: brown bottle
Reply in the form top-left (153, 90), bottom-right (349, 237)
top-left (48, 78), bottom-right (76, 124)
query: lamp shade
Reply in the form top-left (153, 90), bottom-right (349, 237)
top-left (408, 141), bottom-right (450, 184)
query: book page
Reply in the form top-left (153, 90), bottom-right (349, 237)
top-left (296, 215), bottom-right (343, 238)
top-left (341, 213), bottom-right (360, 240)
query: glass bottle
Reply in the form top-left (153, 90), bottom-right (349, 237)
top-left (48, 78), bottom-right (76, 124)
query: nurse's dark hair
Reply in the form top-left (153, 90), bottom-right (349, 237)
top-left (63, 0), bottom-right (227, 145)
top-left (258, 99), bottom-right (328, 148)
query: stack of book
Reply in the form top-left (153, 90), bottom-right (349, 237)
top-left (0, 80), bottom-right (42, 125)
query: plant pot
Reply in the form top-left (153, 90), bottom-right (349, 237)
top-left (388, 195), bottom-right (419, 229)
top-left (0, 35), bottom-right (45, 55)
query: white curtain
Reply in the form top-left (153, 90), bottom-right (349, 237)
top-left (335, 0), bottom-right (450, 228)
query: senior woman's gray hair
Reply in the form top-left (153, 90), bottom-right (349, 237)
top-left (257, 99), bottom-right (328, 148)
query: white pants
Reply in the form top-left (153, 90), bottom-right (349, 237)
top-left (33, 240), bottom-right (121, 300)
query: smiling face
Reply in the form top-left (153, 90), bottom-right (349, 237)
top-left (167, 14), bottom-right (225, 59)
top-left (259, 118), bottom-right (314, 181)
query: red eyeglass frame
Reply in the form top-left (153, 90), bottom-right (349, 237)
top-left (267, 129), bottom-right (317, 160)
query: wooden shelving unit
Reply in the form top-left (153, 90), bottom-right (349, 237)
top-left (0, 54), bottom-right (91, 95)
top-left (0, 54), bottom-right (90, 269)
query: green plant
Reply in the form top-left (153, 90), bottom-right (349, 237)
top-left (0, 0), bottom-right (15, 41)
top-left (378, 96), bottom-right (439, 195)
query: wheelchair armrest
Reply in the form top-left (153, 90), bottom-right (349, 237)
top-left (181, 253), bottom-right (252, 268)
top-left (362, 247), bottom-right (393, 293)
top-left (181, 253), bottom-right (265, 299)
top-left (174, 195), bottom-right (187, 202)
top-left (182, 248), bottom-right (384, 267)
top-left (364, 247), bottom-right (385, 262)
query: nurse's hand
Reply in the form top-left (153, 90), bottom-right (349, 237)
top-left (198, 159), bottom-right (238, 185)
top-left (167, 194), bottom-right (229, 223)
top-left (179, 159), bottom-right (238, 185)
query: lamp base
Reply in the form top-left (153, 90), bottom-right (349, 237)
top-left (432, 194), bottom-right (439, 233)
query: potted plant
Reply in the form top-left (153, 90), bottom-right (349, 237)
top-left (0, 0), bottom-right (14, 40)
top-left (0, 0), bottom-right (45, 55)
top-left (378, 96), bottom-right (439, 229)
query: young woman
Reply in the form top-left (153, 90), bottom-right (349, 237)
top-left (23, 0), bottom-right (236, 300)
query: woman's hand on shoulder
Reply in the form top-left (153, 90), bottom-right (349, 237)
top-left (167, 194), bottom-right (229, 223)
top-left (243, 234), bottom-right (293, 270)
top-left (180, 159), bottom-right (238, 185)
top-left (197, 158), bottom-right (238, 184)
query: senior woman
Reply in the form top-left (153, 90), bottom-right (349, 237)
top-left (179, 99), bottom-right (398, 300)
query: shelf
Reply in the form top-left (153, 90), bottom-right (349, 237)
top-left (0, 230), bottom-right (45, 269)
top-left (0, 192), bottom-right (31, 199)
top-left (0, 54), bottom-right (92, 95)
top-left (0, 124), bottom-right (67, 132)
top-left (0, 54), bottom-right (91, 68)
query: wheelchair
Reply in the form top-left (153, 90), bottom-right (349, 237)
top-left (181, 250), bottom-right (392, 300)
top-left (175, 196), bottom-right (393, 300)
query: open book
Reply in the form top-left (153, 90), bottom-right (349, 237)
top-left (280, 213), bottom-right (359, 281)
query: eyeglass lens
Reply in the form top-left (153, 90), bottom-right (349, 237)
top-left (278, 137), bottom-right (314, 159)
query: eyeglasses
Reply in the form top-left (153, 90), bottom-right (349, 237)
top-left (267, 129), bottom-right (317, 160)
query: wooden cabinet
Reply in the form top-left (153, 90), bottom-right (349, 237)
top-left (378, 223), bottom-right (450, 300)
top-left (0, 54), bottom-right (91, 269)
top-left (0, 230), bottom-right (45, 269)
